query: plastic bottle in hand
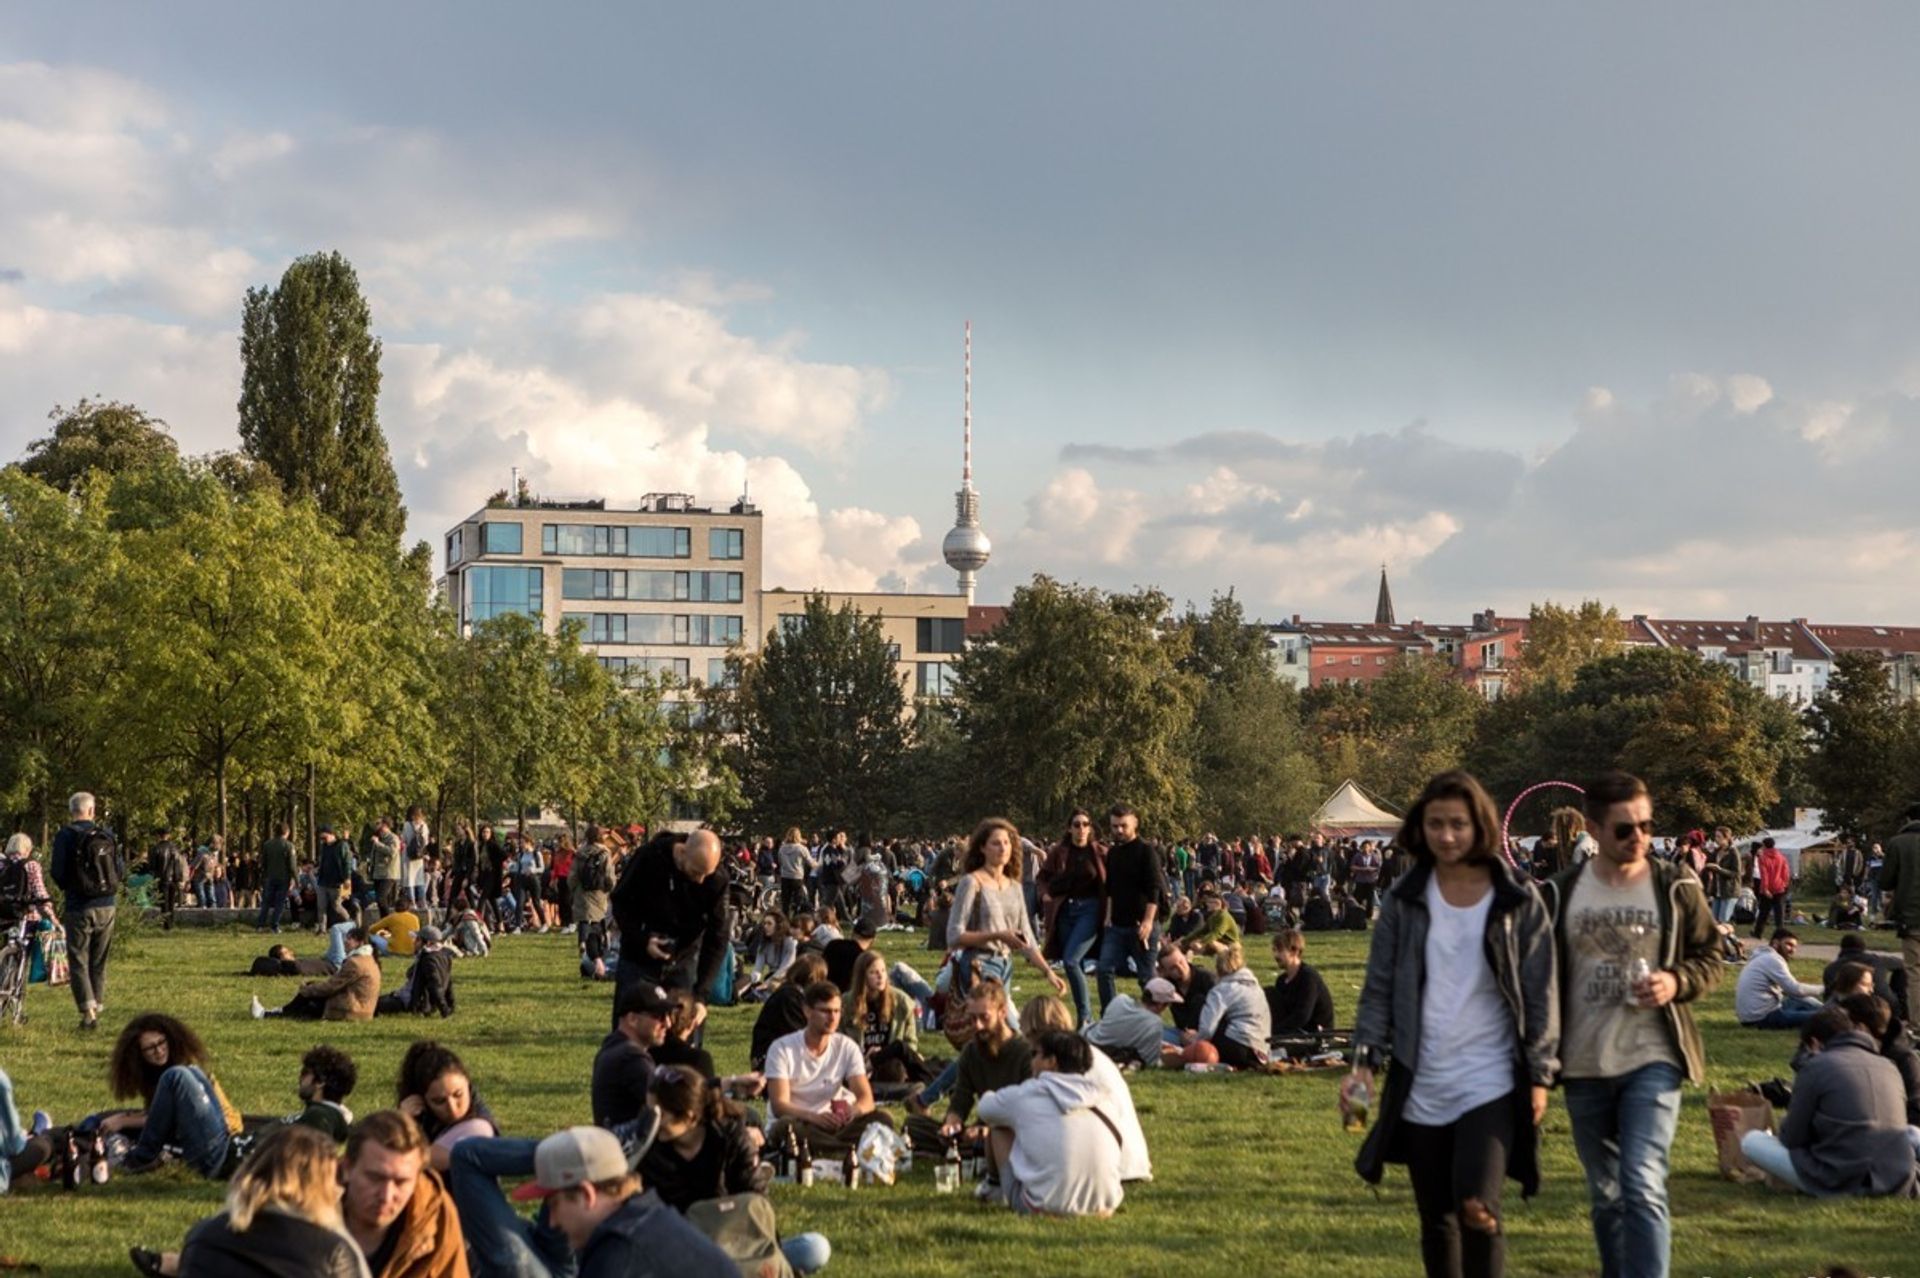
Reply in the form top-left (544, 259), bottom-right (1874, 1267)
top-left (1625, 956), bottom-right (1652, 1007)
top-left (1343, 1076), bottom-right (1371, 1133)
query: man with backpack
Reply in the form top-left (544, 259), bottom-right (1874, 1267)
top-left (149, 827), bottom-right (189, 931)
top-left (49, 791), bottom-right (123, 1032)
top-left (572, 827), bottom-right (616, 979)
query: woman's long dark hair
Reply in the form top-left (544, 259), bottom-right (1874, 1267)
top-left (1060, 808), bottom-right (1095, 848)
top-left (649, 1063), bottom-right (739, 1128)
top-left (395, 1039), bottom-right (469, 1106)
top-left (1394, 770), bottom-right (1502, 867)
top-left (109, 1013), bottom-right (211, 1102)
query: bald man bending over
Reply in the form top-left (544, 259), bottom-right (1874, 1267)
top-left (609, 830), bottom-right (732, 1024)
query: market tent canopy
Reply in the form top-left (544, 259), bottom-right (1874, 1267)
top-left (1312, 780), bottom-right (1401, 836)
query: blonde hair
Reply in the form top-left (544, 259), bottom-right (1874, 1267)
top-left (1019, 995), bottom-right (1074, 1039)
top-left (962, 818), bottom-right (1023, 880)
top-left (782, 827), bottom-right (804, 845)
top-left (1550, 806), bottom-right (1584, 852)
top-left (3, 833), bottom-right (29, 858)
top-left (1216, 942), bottom-right (1247, 977)
top-left (226, 1125), bottom-right (343, 1233)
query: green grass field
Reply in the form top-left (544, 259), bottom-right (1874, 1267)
top-left (1, 916), bottom-right (1912, 1278)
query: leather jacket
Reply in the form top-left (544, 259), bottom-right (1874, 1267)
top-left (178, 1208), bottom-right (370, 1278)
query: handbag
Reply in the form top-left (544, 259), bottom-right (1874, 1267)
top-left (945, 880), bottom-right (1013, 997)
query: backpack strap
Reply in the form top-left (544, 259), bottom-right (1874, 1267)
top-left (1087, 1106), bottom-right (1123, 1150)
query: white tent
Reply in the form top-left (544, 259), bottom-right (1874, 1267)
top-left (1312, 780), bottom-right (1401, 838)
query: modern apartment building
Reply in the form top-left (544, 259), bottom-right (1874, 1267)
top-left (441, 493), bottom-right (764, 687)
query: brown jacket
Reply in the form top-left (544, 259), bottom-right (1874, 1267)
top-left (376, 1167), bottom-right (469, 1278)
top-left (300, 952), bottom-right (381, 1022)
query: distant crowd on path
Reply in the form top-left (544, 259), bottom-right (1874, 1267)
top-left (7, 777), bottom-right (1920, 1278)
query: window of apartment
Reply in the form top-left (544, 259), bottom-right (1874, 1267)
top-left (916, 617), bottom-right (965, 654)
top-left (563, 568), bottom-right (636, 601)
top-left (1350, 655), bottom-right (1361, 666)
top-left (710, 528), bottom-right (745, 560)
top-left (629, 526), bottom-right (691, 559)
top-left (562, 611), bottom-right (629, 644)
top-left (779, 614), bottom-right (807, 637)
top-left (688, 615), bottom-right (743, 646)
top-left (707, 658), bottom-right (734, 687)
top-left (466, 566), bottom-right (542, 625)
top-left (1375, 655), bottom-right (1386, 665)
top-left (886, 642), bottom-right (902, 662)
top-left (686, 571), bottom-right (744, 603)
top-left (1323, 654), bottom-right (1337, 666)
top-left (916, 661), bottom-right (957, 697)
top-left (481, 522), bottom-right (523, 555)
top-left (446, 528), bottom-right (464, 568)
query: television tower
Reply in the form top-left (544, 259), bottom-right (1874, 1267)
top-left (941, 322), bottom-right (991, 601)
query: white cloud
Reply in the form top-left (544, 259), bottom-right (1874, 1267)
top-left (0, 59), bottom-right (913, 595)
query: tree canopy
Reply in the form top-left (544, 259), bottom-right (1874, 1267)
top-left (239, 251), bottom-right (406, 548)
top-left (19, 398), bottom-right (179, 493)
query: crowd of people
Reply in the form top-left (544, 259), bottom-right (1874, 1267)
top-left (3, 780), bottom-right (1920, 1278)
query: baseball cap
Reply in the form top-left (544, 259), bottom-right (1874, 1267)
top-left (853, 919), bottom-right (878, 939)
top-left (615, 980), bottom-right (675, 1020)
top-left (1144, 977), bottom-right (1184, 1005)
top-left (511, 1126), bottom-right (628, 1201)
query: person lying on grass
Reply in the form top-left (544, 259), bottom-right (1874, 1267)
top-left (252, 927), bottom-right (382, 1022)
top-left (97, 1013), bottom-right (243, 1178)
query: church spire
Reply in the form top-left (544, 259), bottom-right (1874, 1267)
top-left (1374, 564), bottom-right (1395, 626)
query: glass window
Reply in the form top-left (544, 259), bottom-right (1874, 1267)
top-left (709, 528), bottom-right (745, 560)
top-left (685, 572), bottom-right (744, 602)
top-left (445, 528), bottom-right (464, 568)
top-left (562, 569), bottom-right (595, 600)
top-left (482, 522), bottom-right (523, 555)
top-left (916, 661), bottom-right (957, 697)
top-left (916, 617), bottom-right (965, 654)
top-left (688, 615), bottom-right (743, 646)
top-left (779, 614), bottom-right (807, 636)
top-left (629, 526), bottom-right (691, 558)
top-left (467, 566), bottom-right (543, 626)
top-left (707, 658), bottom-right (734, 687)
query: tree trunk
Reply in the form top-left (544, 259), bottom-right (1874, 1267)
top-left (307, 762), bottom-right (318, 864)
top-left (216, 754), bottom-right (230, 847)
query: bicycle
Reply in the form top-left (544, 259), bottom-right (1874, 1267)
top-left (0, 897), bottom-right (54, 1028)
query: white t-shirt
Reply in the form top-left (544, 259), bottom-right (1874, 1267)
top-left (764, 1029), bottom-right (866, 1112)
top-left (1403, 875), bottom-right (1516, 1126)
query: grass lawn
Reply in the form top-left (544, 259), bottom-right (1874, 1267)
top-left (2, 915), bottom-right (1913, 1278)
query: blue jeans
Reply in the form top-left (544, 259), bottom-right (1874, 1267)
top-left (1710, 897), bottom-right (1734, 925)
top-left (449, 1137), bottom-right (576, 1278)
top-left (1095, 923), bottom-right (1159, 1012)
top-left (196, 880), bottom-right (215, 908)
top-left (133, 1066), bottom-right (231, 1177)
top-left (1563, 1061), bottom-right (1684, 1278)
top-left (257, 879), bottom-right (288, 930)
top-left (920, 1057), bottom-right (958, 1109)
top-left (1746, 996), bottom-right (1823, 1030)
top-left (1055, 899), bottom-right (1102, 1026)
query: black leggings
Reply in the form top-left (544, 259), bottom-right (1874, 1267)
top-left (1401, 1093), bottom-right (1513, 1278)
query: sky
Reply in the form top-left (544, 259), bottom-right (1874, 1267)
top-left (5, 3), bottom-right (1920, 623)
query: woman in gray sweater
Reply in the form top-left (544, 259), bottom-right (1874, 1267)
top-left (949, 819), bottom-right (1068, 1002)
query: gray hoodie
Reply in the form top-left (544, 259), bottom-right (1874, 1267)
top-left (976, 1069), bottom-right (1124, 1216)
top-left (1782, 1030), bottom-right (1920, 1197)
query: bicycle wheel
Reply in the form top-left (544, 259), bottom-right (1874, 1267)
top-left (0, 946), bottom-right (25, 1027)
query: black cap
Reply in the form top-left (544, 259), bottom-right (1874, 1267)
top-left (615, 980), bottom-right (675, 1019)
top-left (853, 919), bottom-right (878, 939)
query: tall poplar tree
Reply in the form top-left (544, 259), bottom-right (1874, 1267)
top-left (238, 251), bottom-right (406, 548)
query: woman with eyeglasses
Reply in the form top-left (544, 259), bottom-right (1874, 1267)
top-left (1034, 809), bottom-right (1106, 1028)
top-left (100, 1013), bottom-right (243, 1177)
top-left (1347, 771), bottom-right (1558, 1278)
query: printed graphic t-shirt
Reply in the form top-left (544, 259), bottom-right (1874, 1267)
top-left (1560, 869), bottom-right (1680, 1080)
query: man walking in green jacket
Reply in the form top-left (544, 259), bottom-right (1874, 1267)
top-left (1542, 772), bottom-right (1722, 1278)
top-left (257, 823), bottom-right (298, 934)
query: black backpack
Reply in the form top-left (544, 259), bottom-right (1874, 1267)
top-left (71, 825), bottom-right (122, 899)
top-left (0, 855), bottom-right (30, 913)
top-left (581, 848), bottom-right (613, 893)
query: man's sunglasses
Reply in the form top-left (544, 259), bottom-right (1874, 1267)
top-left (1613, 820), bottom-right (1655, 840)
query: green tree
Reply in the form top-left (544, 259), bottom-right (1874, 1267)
top-left (1172, 593), bottom-right (1318, 835)
top-left (18, 398), bottom-right (179, 494)
top-left (1467, 646), bottom-right (1800, 835)
top-left (894, 700), bottom-right (977, 836)
top-left (0, 468), bottom-right (119, 841)
top-left (1805, 651), bottom-right (1920, 841)
top-left (1306, 656), bottom-right (1483, 808)
top-left (238, 251), bottom-right (405, 547)
top-left (725, 594), bottom-right (908, 835)
top-left (1507, 599), bottom-right (1624, 693)
top-left (951, 576), bottom-right (1199, 833)
top-left (105, 471), bottom-right (364, 840)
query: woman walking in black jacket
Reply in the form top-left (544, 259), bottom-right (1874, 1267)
top-left (1346, 770), bottom-right (1559, 1278)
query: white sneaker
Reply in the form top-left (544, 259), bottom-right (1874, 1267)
top-left (249, 995), bottom-right (265, 1020)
